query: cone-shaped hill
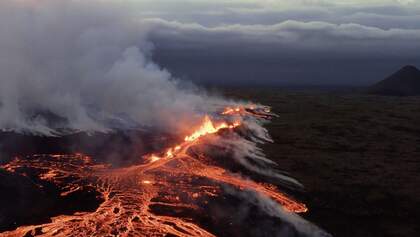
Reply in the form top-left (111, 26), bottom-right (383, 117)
top-left (368, 65), bottom-right (420, 96)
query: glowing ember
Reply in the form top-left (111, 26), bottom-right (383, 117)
top-left (184, 115), bottom-right (237, 142)
top-left (222, 106), bottom-right (243, 115)
top-left (0, 105), bottom-right (308, 237)
top-left (146, 115), bottom-right (241, 162)
top-left (149, 155), bottom-right (161, 163)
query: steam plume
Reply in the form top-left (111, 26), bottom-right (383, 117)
top-left (0, 0), bottom-right (220, 135)
top-left (0, 1), bottom-right (329, 236)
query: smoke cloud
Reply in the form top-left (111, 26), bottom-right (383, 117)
top-left (0, 2), bottom-right (333, 236)
top-left (0, 0), bottom-right (226, 136)
top-left (224, 187), bottom-right (331, 237)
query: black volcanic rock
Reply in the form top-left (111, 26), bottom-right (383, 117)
top-left (0, 168), bottom-right (102, 232)
top-left (368, 65), bottom-right (420, 96)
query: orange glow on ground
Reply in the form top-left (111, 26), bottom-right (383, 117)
top-left (0, 105), bottom-right (307, 237)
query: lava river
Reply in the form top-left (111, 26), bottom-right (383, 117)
top-left (0, 105), bottom-right (308, 237)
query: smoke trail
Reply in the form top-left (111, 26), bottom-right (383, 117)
top-left (202, 125), bottom-right (303, 190)
top-left (0, 3), bottom-right (333, 236)
top-left (0, 0), bottom-right (303, 192)
top-left (224, 187), bottom-right (331, 237)
top-left (0, 0), bottom-right (223, 136)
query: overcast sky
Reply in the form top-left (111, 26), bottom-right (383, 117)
top-left (5, 0), bottom-right (420, 87)
top-left (124, 0), bottom-right (420, 86)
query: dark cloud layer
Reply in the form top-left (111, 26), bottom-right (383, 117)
top-left (107, 0), bottom-right (420, 86)
top-left (1, 0), bottom-right (420, 88)
top-left (147, 19), bottom-right (420, 86)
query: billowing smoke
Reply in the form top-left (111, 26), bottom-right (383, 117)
top-left (0, 0), bottom-right (224, 136)
top-left (224, 187), bottom-right (331, 237)
top-left (0, 1), bottom-right (330, 236)
top-left (205, 115), bottom-right (304, 190)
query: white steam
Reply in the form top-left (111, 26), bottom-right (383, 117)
top-left (225, 187), bottom-right (332, 237)
top-left (0, 0), bottom-right (221, 136)
top-left (0, 2), bottom-right (332, 236)
top-left (206, 112), bottom-right (304, 190)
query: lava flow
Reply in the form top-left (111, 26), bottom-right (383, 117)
top-left (0, 105), bottom-right (308, 237)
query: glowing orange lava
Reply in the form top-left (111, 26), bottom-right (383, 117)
top-left (185, 116), bottom-right (234, 142)
top-left (0, 105), bottom-right (307, 237)
top-left (222, 106), bottom-right (244, 115)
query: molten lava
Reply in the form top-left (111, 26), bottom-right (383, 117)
top-left (0, 105), bottom-right (307, 237)
top-left (184, 116), bottom-right (238, 142)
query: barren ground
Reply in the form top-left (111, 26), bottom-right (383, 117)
top-left (222, 87), bottom-right (420, 237)
top-left (1, 88), bottom-right (419, 237)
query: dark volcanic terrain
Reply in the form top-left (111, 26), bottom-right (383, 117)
top-left (368, 65), bottom-right (420, 96)
top-left (222, 88), bottom-right (420, 237)
top-left (1, 88), bottom-right (419, 237)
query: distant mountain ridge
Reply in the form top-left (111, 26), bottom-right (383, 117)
top-left (368, 65), bottom-right (420, 96)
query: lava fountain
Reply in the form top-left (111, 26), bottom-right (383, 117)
top-left (0, 104), bottom-right (323, 237)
